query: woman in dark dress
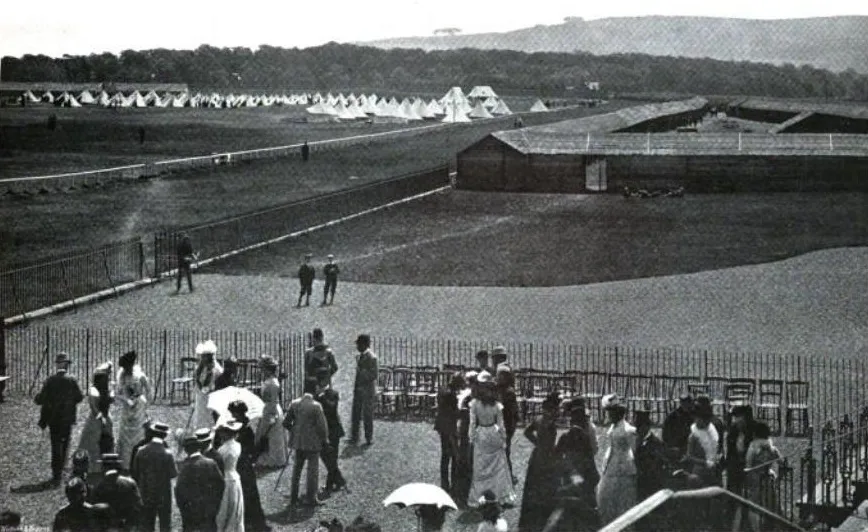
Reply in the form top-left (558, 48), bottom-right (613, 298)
top-left (452, 371), bottom-right (478, 507)
top-left (518, 392), bottom-right (562, 532)
top-left (227, 400), bottom-right (271, 532)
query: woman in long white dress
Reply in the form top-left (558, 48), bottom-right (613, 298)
top-left (76, 362), bottom-right (115, 472)
top-left (116, 350), bottom-right (151, 470)
top-left (192, 340), bottom-right (223, 432)
top-left (255, 355), bottom-right (289, 468)
top-left (467, 372), bottom-right (517, 507)
top-left (596, 393), bottom-right (638, 527)
top-left (216, 420), bottom-right (245, 532)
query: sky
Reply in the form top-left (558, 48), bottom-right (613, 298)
top-left (2, 0), bottom-right (867, 58)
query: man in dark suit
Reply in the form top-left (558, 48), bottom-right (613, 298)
top-left (315, 369), bottom-right (346, 493)
top-left (35, 352), bottom-right (85, 487)
top-left (434, 373), bottom-right (463, 494)
top-left (495, 366), bottom-right (519, 484)
top-left (131, 422), bottom-right (177, 532)
top-left (52, 477), bottom-right (111, 532)
top-left (176, 233), bottom-right (196, 293)
top-left (297, 253), bottom-right (315, 307)
top-left (130, 420), bottom-right (164, 469)
top-left (662, 393), bottom-right (694, 460)
top-left (349, 334), bottom-right (378, 446)
top-left (322, 254), bottom-right (339, 305)
top-left (196, 428), bottom-right (224, 474)
top-left (91, 453), bottom-right (143, 531)
top-left (284, 378), bottom-right (329, 506)
top-left (175, 436), bottom-right (224, 532)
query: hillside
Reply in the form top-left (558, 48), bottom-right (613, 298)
top-left (364, 16), bottom-right (868, 74)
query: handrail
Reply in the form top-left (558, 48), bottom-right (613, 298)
top-left (597, 487), bottom-right (805, 532)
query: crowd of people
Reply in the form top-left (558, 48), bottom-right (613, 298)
top-left (14, 335), bottom-right (785, 532)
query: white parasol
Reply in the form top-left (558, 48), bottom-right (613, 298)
top-left (207, 386), bottom-right (264, 422)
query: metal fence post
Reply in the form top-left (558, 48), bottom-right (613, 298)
top-left (138, 240), bottom-right (145, 280)
top-left (85, 328), bottom-right (91, 391)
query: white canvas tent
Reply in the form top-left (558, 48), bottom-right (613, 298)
top-left (468, 85), bottom-right (498, 99)
top-left (529, 99), bottom-right (549, 112)
top-left (482, 96), bottom-right (499, 109)
top-left (427, 99), bottom-right (444, 115)
top-left (22, 90), bottom-right (39, 103)
top-left (400, 99), bottom-right (422, 120)
top-left (77, 90), bottom-right (95, 104)
top-left (41, 91), bottom-right (55, 103)
top-left (440, 103), bottom-right (471, 123)
top-left (172, 93), bottom-right (189, 107)
top-left (413, 99), bottom-right (436, 119)
top-left (491, 100), bottom-right (513, 116)
top-left (468, 101), bottom-right (494, 119)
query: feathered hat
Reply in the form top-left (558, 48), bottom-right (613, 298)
top-left (195, 339), bottom-right (218, 357)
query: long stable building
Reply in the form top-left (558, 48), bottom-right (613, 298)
top-left (456, 98), bottom-right (868, 193)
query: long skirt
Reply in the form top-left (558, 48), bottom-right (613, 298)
top-left (216, 472), bottom-right (245, 532)
top-left (117, 398), bottom-right (148, 470)
top-left (597, 472), bottom-right (637, 527)
top-left (255, 410), bottom-right (289, 468)
top-left (518, 448), bottom-right (560, 531)
top-left (77, 413), bottom-right (113, 473)
top-left (192, 389), bottom-right (213, 433)
top-left (467, 425), bottom-right (517, 507)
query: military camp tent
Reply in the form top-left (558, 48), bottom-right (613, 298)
top-left (468, 85), bottom-right (498, 99)
top-left (491, 100), bottom-right (513, 116)
top-left (468, 101), bottom-right (494, 119)
top-left (529, 99), bottom-right (549, 112)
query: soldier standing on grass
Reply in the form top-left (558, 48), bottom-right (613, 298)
top-left (322, 254), bottom-right (339, 305)
top-left (176, 233), bottom-right (196, 294)
top-left (297, 253), bottom-right (315, 307)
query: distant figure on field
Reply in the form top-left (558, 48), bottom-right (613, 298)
top-left (322, 254), bottom-right (339, 305)
top-left (138, 127), bottom-right (146, 145)
top-left (297, 253), bottom-right (315, 307)
top-left (176, 233), bottom-right (196, 293)
top-left (301, 141), bottom-right (310, 162)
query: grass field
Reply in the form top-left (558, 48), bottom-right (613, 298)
top-left (207, 190), bottom-right (868, 287)
top-left (0, 102), bottom-right (634, 269)
top-left (0, 95), bottom-right (576, 179)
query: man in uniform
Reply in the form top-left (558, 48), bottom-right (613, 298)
top-left (349, 334), bottom-right (378, 446)
top-left (322, 254), bottom-right (340, 306)
top-left (297, 253), bottom-right (315, 307)
top-left (35, 352), bottom-right (84, 487)
top-left (304, 328), bottom-right (338, 382)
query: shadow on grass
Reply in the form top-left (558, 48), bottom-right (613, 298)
top-left (340, 444), bottom-right (370, 460)
top-left (455, 508), bottom-right (481, 524)
top-left (267, 504), bottom-right (317, 525)
top-left (9, 479), bottom-right (59, 494)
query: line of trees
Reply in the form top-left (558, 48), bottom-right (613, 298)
top-left (2, 42), bottom-right (867, 100)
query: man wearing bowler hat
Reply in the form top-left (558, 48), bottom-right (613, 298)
top-left (322, 254), bottom-right (339, 305)
top-left (92, 453), bottom-right (143, 531)
top-left (132, 422), bottom-right (177, 532)
top-left (176, 435), bottom-right (224, 532)
top-left (35, 352), bottom-right (85, 487)
top-left (297, 253), bottom-right (316, 307)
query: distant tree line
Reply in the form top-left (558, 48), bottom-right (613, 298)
top-left (2, 42), bottom-right (867, 100)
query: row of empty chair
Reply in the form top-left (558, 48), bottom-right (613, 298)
top-left (373, 365), bottom-right (810, 437)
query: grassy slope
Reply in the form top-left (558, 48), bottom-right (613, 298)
top-left (207, 190), bottom-right (868, 286)
top-left (0, 103), bottom-right (631, 268)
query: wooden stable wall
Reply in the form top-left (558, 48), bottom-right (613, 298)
top-left (606, 155), bottom-right (868, 192)
top-left (457, 136), bottom-right (585, 192)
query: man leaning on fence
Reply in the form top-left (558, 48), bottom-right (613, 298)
top-left (176, 233), bottom-right (196, 294)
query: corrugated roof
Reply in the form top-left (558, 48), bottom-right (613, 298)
top-left (735, 98), bottom-right (868, 121)
top-left (490, 132), bottom-right (868, 157)
top-left (524, 97), bottom-right (708, 135)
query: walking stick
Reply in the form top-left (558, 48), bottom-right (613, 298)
top-left (273, 449), bottom-right (292, 492)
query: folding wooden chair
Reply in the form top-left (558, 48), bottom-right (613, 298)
top-left (706, 376), bottom-right (730, 419)
top-left (170, 356), bottom-right (198, 405)
top-left (406, 368), bottom-right (439, 419)
top-left (581, 371), bottom-right (609, 423)
top-left (785, 380), bottom-right (810, 437)
top-left (756, 379), bottom-right (784, 436)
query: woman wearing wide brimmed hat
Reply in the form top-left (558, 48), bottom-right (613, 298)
top-left (596, 394), bottom-right (637, 527)
top-left (76, 362), bottom-right (115, 473)
top-left (255, 355), bottom-right (289, 468)
top-left (466, 372), bottom-right (517, 508)
top-left (192, 340), bottom-right (223, 432)
top-left (116, 351), bottom-right (151, 470)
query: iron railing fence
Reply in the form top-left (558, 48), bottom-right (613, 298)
top-left (0, 239), bottom-right (145, 318)
top-left (153, 165), bottom-right (450, 276)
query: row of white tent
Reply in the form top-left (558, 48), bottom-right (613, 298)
top-left (19, 86), bottom-right (550, 116)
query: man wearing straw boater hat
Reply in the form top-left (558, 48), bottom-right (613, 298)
top-left (92, 453), bottom-right (143, 531)
top-left (35, 352), bottom-right (85, 487)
